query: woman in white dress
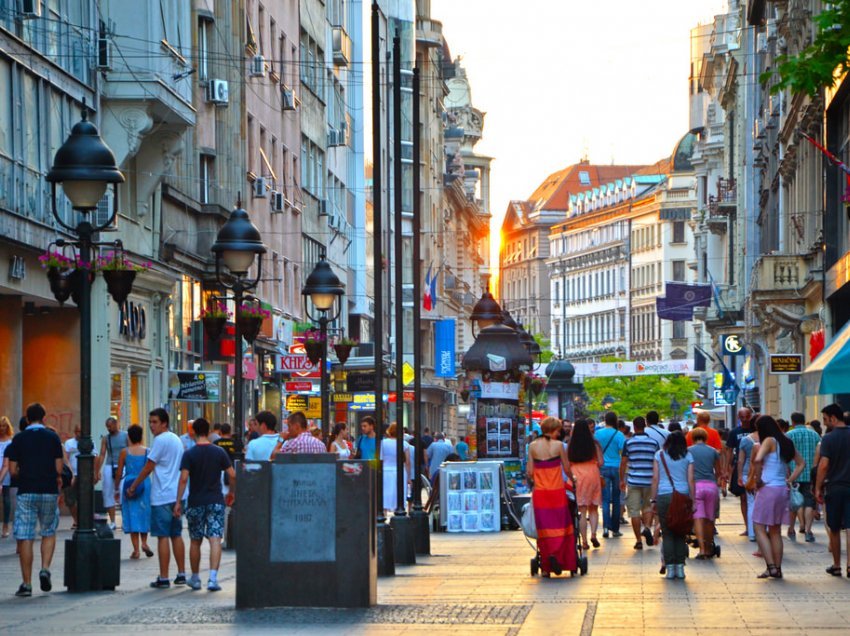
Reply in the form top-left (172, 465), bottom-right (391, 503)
top-left (382, 422), bottom-right (411, 515)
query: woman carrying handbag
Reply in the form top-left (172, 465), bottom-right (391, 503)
top-left (650, 431), bottom-right (695, 580)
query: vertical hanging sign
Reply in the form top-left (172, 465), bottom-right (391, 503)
top-left (434, 319), bottom-right (456, 378)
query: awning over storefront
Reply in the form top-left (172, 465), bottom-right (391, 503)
top-left (802, 321), bottom-right (850, 395)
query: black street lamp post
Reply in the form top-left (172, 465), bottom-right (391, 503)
top-left (302, 252), bottom-right (345, 438)
top-left (211, 203), bottom-right (266, 449)
top-left (46, 109), bottom-right (125, 592)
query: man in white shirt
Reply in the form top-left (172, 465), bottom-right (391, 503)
top-left (244, 412), bottom-right (280, 461)
top-left (126, 408), bottom-right (187, 589)
top-left (63, 426), bottom-right (97, 529)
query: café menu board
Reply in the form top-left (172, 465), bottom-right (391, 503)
top-left (476, 400), bottom-right (519, 459)
top-left (442, 463), bottom-right (500, 533)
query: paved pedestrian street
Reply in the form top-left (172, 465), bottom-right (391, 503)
top-left (1, 497), bottom-right (848, 635)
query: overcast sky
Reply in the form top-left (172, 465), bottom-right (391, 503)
top-left (428, 0), bottom-right (728, 264)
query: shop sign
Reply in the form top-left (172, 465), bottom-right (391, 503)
top-left (333, 392), bottom-right (354, 403)
top-left (713, 388), bottom-right (739, 406)
top-left (769, 354), bottom-right (803, 374)
top-left (276, 354), bottom-right (318, 373)
top-left (479, 382), bottom-right (520, 400)
top-left (347, 372), bottom-right (375, 392)
top-left (168, 370), bottom-right (221, 402)
top-left (8, 255), bottom-right (25, 280)
top-left (227, 359), bottom-right (257, 380)
top-left (388, 391), bottom-right (415, 402)
top-left (285, 394), bottom-right (321, 418)
top-left (285, 381), bottom-right (315, 392)
top-left (119, 300), bottom-right (146, 341)
top-left (721, 334), bottom-right (745, 356)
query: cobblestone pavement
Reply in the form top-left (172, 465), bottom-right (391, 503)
top-left (0, 497), bottom-right (849, 634)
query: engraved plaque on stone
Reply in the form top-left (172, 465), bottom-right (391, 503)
top-left (269, 462), bottom-right (336, 562)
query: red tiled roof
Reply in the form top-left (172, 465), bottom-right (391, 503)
top-left (538, 163), bottom-right (648, 210)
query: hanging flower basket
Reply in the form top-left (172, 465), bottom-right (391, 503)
top-left (102, 270), bottom-right (137, 305)
top-left (236, 303), bottom-right (270, 344)
top-left (305, 340), bottom-right (324, 365)
top-left (237, 315), bottom-right (263, 343)
top-left (201, 302), bottom-right (232, 341)
top-left (333, 343), bottom-right (353, 365)
top-left (460, 389), bottom-right (470, 402)
top-left (202, 316), bottom-right (227, 341)
top-left (46, 267), bottom-right (75, 304)
top-left (69, 269), bottom-right (95, 305)
top-left (531, 378), bottom-right (545, 395)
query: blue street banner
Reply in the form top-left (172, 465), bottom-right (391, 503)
top-left (434, 318), bottom-right (456, 378)
top-left (666, 282), bottom-right (712, 308)
top-left (656, 296), bottom-right (693, 320)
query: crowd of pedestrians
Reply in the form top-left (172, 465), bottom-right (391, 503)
top-left (528, 403), bottom-right (850, 581)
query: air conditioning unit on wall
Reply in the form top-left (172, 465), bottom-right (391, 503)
top-left (271, 191), bottom-right (284, 212)
top-left (249, 54), bottom-right (265, 78)
top-left (21, 0), bottom-right (41, 18)
top-left (253, 177), bottom-right (267, 198)
top-left (206, 79), bottom-right (229, 105)
top-left (281, 85), bottom-right (297, 111)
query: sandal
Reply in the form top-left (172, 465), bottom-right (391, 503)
top-left (142, 546), bottom-right (154, 558)
top-left (826, 565), bottom-right (842, 576)
top-left (581, 543), bottom-right (590, 551)
top-left (590, 536), bottom-right (600, 548)
top-left (771, 566), bottom-right (783, 579)
top-left (757, 564), bottom-right (777, 579)
top-left (129, 551), bottom-right (140, 560)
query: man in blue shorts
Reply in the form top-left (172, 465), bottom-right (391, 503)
top-left (5, 403), bottom-right (63, 597)
top-left (175, 418), bottom-right (235, 591)
top-left (127, 408), bottom-right (187, 588)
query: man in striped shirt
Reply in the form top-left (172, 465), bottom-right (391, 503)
top-left (620, 416), bottom-right (660, 550)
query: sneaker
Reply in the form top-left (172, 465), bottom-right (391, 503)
top-left (173, 574), bottom-right (187, 586)
top-left (38, 569), bottom-right (51, 592)
top-left (675, 564), bottom-right (686, 580)
top-left (207, 581), bottom-right (222, 592)
top-left (602, 530), bottom-right (610, 539)
top-left (15, 583), bottom-right (32, 597)
top-left (665, 567), bottom-right (676, 580)
top-left (805, 532), bottom-right (816, 543)
top-left (612, 531), bottom-right (623, 537)
top-left (188, 576), bottom-right (202, 591)
top-left (108, 522), bottom-right (116, 531)
top-left (787, 528), bottom-right (797, 541)
top-left (642, 527), bottom-right (654, 546)
top-left (150, 577), bottom-right (170, 589)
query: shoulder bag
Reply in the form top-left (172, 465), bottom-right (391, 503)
top-left (660, 453), bottom-right (693, 536)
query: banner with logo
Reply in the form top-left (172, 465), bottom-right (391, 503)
top-left (168, 370), bottom-right (221, 402)
top-left (434, 319), bottom-right (456, 378)
top-left (574, 359), bottom-right (695, 377)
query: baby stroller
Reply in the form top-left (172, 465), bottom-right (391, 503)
top-left (522, 483), bottom-right (588, 577)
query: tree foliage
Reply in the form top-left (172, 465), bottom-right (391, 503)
top-left (583, 374), bottom-right (698, 421)
top-left (532, 332), bottom-right (554, 363)
top-left (761, 2), bottom-right (850, 96)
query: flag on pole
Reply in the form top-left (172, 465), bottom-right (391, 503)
top-left (429, 264), bottom-right (438, 310)
top-left (423, 263), bottom-right (433, 311)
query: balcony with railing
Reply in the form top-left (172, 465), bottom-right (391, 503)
top-left (751, 254), bottom-right (815, 294)
top-left (332, 26), bottom-right (351, 67)
top-left (693, 283), bottom-right (740, 325)
top-left (705, 177), bottom-right (736, 233)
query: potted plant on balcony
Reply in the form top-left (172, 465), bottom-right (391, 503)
top-left (39, 251), bottom-right (78, 304)
top-left (201, 302), bottom-right (231, 341)
top-left (333, 337), bottom-right (358, 365)
top-left (303, 328), bottom-right (325, 365)
top-left (97, 251), bottom-right (152, 304)
top-left (236, 303), bottom-right (270, 344)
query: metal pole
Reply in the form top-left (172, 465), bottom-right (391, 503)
top-left (372, 1), bottom-right (393, 577)
top-left (411, 65), bottom-right (430, 554)
top-left (320, 314), bottom-right (329, 437)
top-left (393, 34), bottom-right (406, 518)
top-left (75, 222), bottom-right (94, 539)
top-left (234, 283), bottom-right (244, 448)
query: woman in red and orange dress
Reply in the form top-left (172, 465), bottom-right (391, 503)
top-left (528, 416), bottom-right (578, 576)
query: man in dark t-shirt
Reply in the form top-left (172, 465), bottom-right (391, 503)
top-left (725, 407), bottom-right (753, 530)
top-left (175, 418), bottom-right (235, 592)
top-left (5, 403), bottom-right (63, 597)
top-left (816, 404), bottom-right (850, 575)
